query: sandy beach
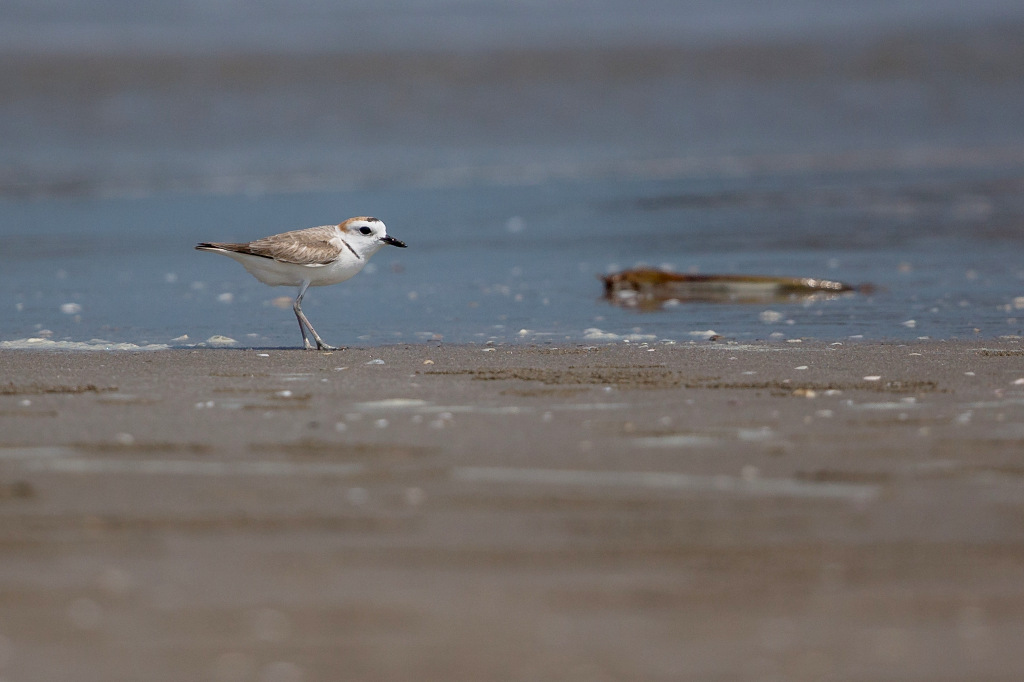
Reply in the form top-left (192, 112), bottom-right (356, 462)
top-left (1, 339), bottom-right (1023, 680)
top-left (4, 2), bottom-right (1024, 679)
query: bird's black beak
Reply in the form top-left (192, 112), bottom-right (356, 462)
top-left (382, 235), bottom-right (407, 248)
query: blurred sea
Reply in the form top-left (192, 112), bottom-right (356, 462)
top-left (2, 0), bottom-right (1024, 348)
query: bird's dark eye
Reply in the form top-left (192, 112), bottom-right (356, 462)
top-left (359, 226), bottom-right (372, 235)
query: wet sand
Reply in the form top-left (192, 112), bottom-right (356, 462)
top-left (1, 340), bottom-right (1024, 680)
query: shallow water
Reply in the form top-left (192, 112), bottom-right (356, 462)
top-left (2, 1), bottom-right (1023, 348)
top-left (3, 163), bottom-right (1023, 348)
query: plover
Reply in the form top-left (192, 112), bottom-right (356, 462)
top-left (196, 216), bottom-right (406, 350)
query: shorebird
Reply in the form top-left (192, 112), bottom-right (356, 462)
top-left (195, 216), bottom-right (406, 350)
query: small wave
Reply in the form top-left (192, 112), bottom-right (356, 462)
top-left (0, 338), bottom-right (171, 351)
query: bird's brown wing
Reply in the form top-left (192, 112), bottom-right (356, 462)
top-left (201, 226), bottom-right (342, 265)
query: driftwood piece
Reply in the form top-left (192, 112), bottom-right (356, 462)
top-left (602, 268), bottom-right (866, 308)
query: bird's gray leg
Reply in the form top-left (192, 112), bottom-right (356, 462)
top-left (293, 281), bottom-right (313, 350)
top-left (293, 281), bottom-right (337, 351)
top-left (304, 317), bottom-right (338, 351)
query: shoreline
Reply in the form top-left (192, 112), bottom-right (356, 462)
top-left (2, 332), bottom-right (1022, 350)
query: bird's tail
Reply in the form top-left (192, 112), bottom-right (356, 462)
top-left (195, 242), bottom-right (247, 253)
